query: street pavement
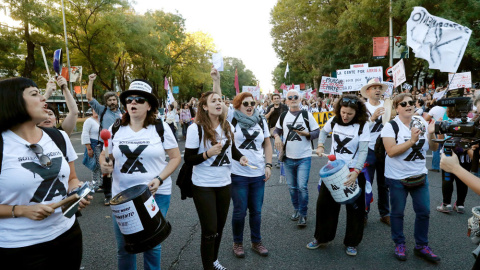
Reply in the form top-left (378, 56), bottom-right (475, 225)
top-left (68, 132), bottom-right (480, 270)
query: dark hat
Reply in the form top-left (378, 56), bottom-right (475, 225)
top-left (120, 79), bottom-right (158, 108)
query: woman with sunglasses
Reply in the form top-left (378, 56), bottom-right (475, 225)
top-left (381, 93), bottom-right (440, 262)
top-left (100, 79), bottom-right (181, 270)
top-left (229, 92), bottom-right (273, 258)
top-left (38, 76), bottom-right (79, 136)
top-left (0, 77), bottom-right (91, 269)
top-left (184, 67), bottom-right (248, 270)
top-left (309, 94), bottom-right (370, 256)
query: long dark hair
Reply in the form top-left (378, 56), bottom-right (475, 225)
top-left (195, 91), bottom-right (233, 147)
top-left (333, 94), bottom-right (369, 126)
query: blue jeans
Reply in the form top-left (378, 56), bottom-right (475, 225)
top-left (284, 157), bottom-right (312, 217)
top-left (432, 146), bottom-right (441, 170)
top-left (231, 174), bottom-right (265, 243)
top-left (113, 194), bottom-right (171, 270)
top-left (365, 149), bottom-right (389, 217)
top-left (386, 177), bottom-right (430, 246)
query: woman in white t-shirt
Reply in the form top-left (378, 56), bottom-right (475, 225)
top-left (309, 102), bottom-right (319, 113)
top-left (81, 110), bottom-right (102, 191)
top-left (309, 95), bottom-right (370, 257)
top-left (184, 68), bottom-right (248, 270)
top-left (230, 92), bottom-right (273, 258)
top-left (0, 77), bottom-right (91, 269)
top-left (100, 79), bottom-right (181, 270)
top-left (381, 93), bottom-right (440, 263)
top-left (301, 99), bottom-right (309, 111)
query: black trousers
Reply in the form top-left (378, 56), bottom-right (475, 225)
top-left (103, 174), bottom-right (112, 199)
top-left (314, 173), bottom-right (366, 247)
top-left (442, 160), bottom-right (471, 206)
top-left (0, 220), bottom-right (83, 270)
top-left (192, 184), bottom-right (231, 270)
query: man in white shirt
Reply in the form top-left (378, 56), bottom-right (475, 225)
top-left (273, 90), bottom-right (320, 227)
top-left (360, 79), bottom-right (391, 225)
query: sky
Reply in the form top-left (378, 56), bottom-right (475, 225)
top-left (0, 0), bottom-right (281, 92)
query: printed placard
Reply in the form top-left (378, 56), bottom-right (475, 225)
top-left (111, 201), bottom-right (144, 235)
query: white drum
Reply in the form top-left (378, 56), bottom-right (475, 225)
top-left (319, 159), bottom-right (361, 204)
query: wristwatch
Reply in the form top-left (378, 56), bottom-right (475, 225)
top-left (154, 176), bottom-right (164, 186)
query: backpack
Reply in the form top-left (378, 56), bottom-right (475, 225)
top-left (111, 118), bottom-right (165, 143)
top-left (374, 120), bottom-right (399, 161)
top-left (176, 124), bottom-right (203, 200)
top-left (0, 127), bottom-right (68, 174)
top-left (279, 110), bottom-right (314, 149)
top-left (329, 116), bottom-right (365, 136)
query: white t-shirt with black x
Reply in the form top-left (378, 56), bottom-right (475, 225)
top-left (231, 119), bottom-right (270, 177)
top-left (186, 123), bottom-right (235, 187)
top-left (322, 117), bottom-right (370, 168)
top-left (276, 111), bottom-right (319, 159)
top-left (381, 115), bottom-right (429, 179)
top-left (365, 100), bottom-right (384, 150)
top-left (107, 123), bottom-right (178, 197)
top-left (0, 129), bottom-right (77, 248)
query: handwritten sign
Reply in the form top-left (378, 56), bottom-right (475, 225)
top-left (383, 82), bottom-right (395, 98)
top-left (320, 76), bottom-right (343, 95)
top-left (448, 72), bottom-right (472, 90)
top-left (336, 67), bottom-right (383, 92)
top-left (392, 59), bottom-right (406, 88)
top-left (242, 86), bottom-right (260, 99)
top-left (407, 7), bottom-right (472, 73)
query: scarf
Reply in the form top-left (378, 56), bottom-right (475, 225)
top-left (233, 109), bottom-right (261, 130)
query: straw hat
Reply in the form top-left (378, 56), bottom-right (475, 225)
top-left (360, 78), bottom-right (388, 98)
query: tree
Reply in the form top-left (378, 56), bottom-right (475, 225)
top-left (220, 57), bottom-right (257, 98)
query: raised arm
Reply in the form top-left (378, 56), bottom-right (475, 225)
top-left (86, 74), bottom-right (96, 101)
top-left (211, 66), bottom-right (227, 114)
top-left (43, 79), bottom-right (56, 100)
top-left (57, 76), bottom-right (78, 136)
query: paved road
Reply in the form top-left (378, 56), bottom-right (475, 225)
top-left (69, 132), bottom-right (480, 270)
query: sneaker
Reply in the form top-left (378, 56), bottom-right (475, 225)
top-left (436, 203), bottom-right (452, 213)
top-left (213, 259), bottom-right (227, 270)
top-left (380, 216), bottom-right (391, 226)
top-left (453, 202), bottom-right (465, 214)
top-left (104, 197), bottom-right (111, 206)
top-left (290, 210), bottom-right (300, 221)
top-left (306, 239), bottom-right (330, 250)
top-left (251, 242), bottom-right (268, 257)
top-left (346, 246), bottom-right (357, 256)
top-left (414, 245), bottom-right (441, 262)
top-left (394, 244), bottom-right (407, 261)
top-left (297, 216), bottom-right (307, 227)
top-left (232, 243), bottom-right (245, 258)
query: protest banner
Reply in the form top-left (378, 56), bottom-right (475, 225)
top-left (305, 88), bottom-right (316, 99)
top-left (407, 7), bottom-right (472, 73)
top-left (373, 37), bottom-right (389, 59)
top-left (433, 90), bottom-right (446, 100)
top-left (383, 82), bottom-right (395, 98)
top-left (313, 111), bottom-right (334, 129)
top-left (402, 83), bottom-right (413, 91)
top-left (448, 72), bottom-right (472, 89)
top-left (393, 36), bottom-right (409, 59)
top-left (336, 66), bottom-right (383, 92)
top-left (242, 86), bottom-right (261, 99)
top-left (350, 63), bottom-right (368, 69)
top-left (392, 59), bottom-right (406, 88)
top-left (320, 76), bottom-right (343, 95)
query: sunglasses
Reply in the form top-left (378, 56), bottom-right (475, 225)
top-left (287, 95), bottom-right (299, 100)
top-left (340, 97), bottom-right (358, 106)
top-left (399, 100), bottom-right (415, 107)
top-left (125, 96), bottom-right (147, 104)
top-left (28, 144), bottom-right (52, 168)
top-left (242, 101), bottom-right (256, 107)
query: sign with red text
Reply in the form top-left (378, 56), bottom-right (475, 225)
top-left (392, 59), bottom-right (406, 88)
top-left (242, 86), bottom-right (260, 99)
top-left (448, 72), bottom-right (472, 90)
top-left (320, 76), bottom-right (343, 95)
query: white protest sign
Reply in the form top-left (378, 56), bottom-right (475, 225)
top-left (402, 83), bottom-right (413, 90)
top-left (433, 90), bottom-right (446, 100)
top-left (448, 72), bottom-right (472, 89)
top-left (336, 66), bottom-right (383, 92)
top-left (383, 82), bottom-right (395, 98)
top-left (392, 59), bottom-right (406, 88)
top-left (305, 88), bottom-right (316, 99)
top-left (320, 76), bottom-right (343, 95)
top-left (350, 63), bottom-right (368, 69)
top-left (212, 53), bottom-right (224, 71)
top-left (242, 86), bottom-right (260, 99)
top-left (407, 7), bottom-right (472, 73)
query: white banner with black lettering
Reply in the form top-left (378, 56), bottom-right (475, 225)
top-left (336, 66), bottom-right (383, 92)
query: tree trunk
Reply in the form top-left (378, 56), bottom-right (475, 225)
top-left (22, 21), bottom-right (35, 78)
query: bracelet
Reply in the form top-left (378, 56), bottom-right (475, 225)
top-left (317, 145), bottom-right (325, 149)
top-left (12, 205), bottom-right (17, 218)
top-left (205, 151), bottom-right (210, 159)
top-left (266, 163), bottom-right (273, 168)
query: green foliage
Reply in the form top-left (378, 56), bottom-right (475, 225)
top-left (220, 57), bottom-right (257, 98)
